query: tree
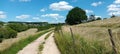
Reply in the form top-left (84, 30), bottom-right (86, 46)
top-left (0, 21), bottom-right (4, 25)
top-left (111, 14), bottom-right (116, 18)
top-left (65, 7), bottom-right (87, 25)
top-left (0, 21), bottom-right (4, 28)
top-left (96, 17), bottom-right (102, 20)
top-left (7, 23), bottom-right (28, 32)
top-left (89, 14), bottom-right (95, 21)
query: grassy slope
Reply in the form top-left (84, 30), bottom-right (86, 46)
top-left (0, 28), bottom-right (38, 51)
top-left (77, 17), bottom-right (120, 28)
top-left (0, 29), bottom-right (53, 54)
top-left (55, 17), bottom-right (120, 54)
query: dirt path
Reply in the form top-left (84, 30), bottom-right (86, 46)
top-left (0, 28), bottom-right (37, 51)
top-left (42, 33), bottom-right (61, 54)
top-left (17, 32), bottom-right (51, 54)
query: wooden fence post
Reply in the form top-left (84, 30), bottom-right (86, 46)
top-left (70, 27), bottom-right (75, 44)
top-left (70, 27), bottom-right (77, 53)
top-left (108, 29), bottom-right (117, 54)
top-left (60, 29), bottom-right (64, 37)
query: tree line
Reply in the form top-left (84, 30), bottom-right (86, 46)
top-left (65, 7), bottom-right (116, 25)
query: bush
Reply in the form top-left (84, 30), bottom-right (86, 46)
top-left (0, 27), bottom-right (17, 40)
top-left (0, 21), bottom-right (4, 26)
top-left (7, 23), bottom-right (28, 32)
top-left (37, 25), bottom-right (53, 31)
top-left (0, 21), bottom-right (4, 28)
top-left (0, 38), bottom-right (3, 43)
top-left (0, 29), bottom-right (52, 54)
top-left (96, 17), bottom-right (102, 20)
top-left (6, 27), bottom-right (17, 38)
top-left (0, 34), bottom-right (3, 43)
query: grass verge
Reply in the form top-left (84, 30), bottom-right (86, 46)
top-left (54, 29), bottom-right (114, 54)
top-left (0, 28), bottom-right (52, 54)
top-left (38, 42), bottom-right (45, 54)
top-left (39, 42), bottom-right (45, 51)
top-left (44, 31), bottom-right (53, 40)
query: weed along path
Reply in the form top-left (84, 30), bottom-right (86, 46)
top-left (17, 31), bottom-right (51, 54)
top-left (42, 33), bottom-right (61, 54)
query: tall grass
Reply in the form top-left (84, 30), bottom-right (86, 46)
top-left (77, 17), bottom-right (120, 28)
top-left (54, 26), bottom-right (113, 54)
top-left (0, 29), bottom-right (52, 54)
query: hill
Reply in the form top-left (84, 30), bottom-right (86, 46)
top-left (58, 17), bottom-right (120, 54)
top-left (77, 17), bottom-right (120, 28)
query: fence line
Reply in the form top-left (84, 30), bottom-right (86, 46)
top-left (70, 27), bottom-right (77, 53)
top-left (108, 29), bottom-right (117, 54)
top-left (56, 26), bottom-right (119, 54)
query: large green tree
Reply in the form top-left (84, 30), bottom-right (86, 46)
top-left (65, 7), bottom-right (87, 25)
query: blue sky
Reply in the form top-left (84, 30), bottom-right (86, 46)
top-left (0, 0), bottom-right (119, 23)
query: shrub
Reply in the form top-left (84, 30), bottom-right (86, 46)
top-left (0, 29), bottom-right (52, 54)
top-left (96, 17), bottom-right (102, 20)
top-left (0, 34), bottom-right (3, 43)
top-left (0, 27), bottom-right (17, 40)
top-left (0, 38), bottom-right (3, 43)
top-left (0, 21), bottom-right (4, 28)
top-left (37, 25), bottom-right (53, 31)
top-left (89, 15), bottom-right (96, 21)
top-left (111, 14), bottom-right (116, 18)
top-left (6, 27), bottom-right (17, 38)
top-left (0, 21), bottom-right (4, 26)
top-left (0, 27), bottom-right (9, 39)
top-left (7, 23), bottom-right (28, 32)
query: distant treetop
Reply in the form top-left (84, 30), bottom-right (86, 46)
top-left (65, 7), bottom-right (87, 25)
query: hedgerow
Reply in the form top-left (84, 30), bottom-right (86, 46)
top-left (7, 23), bottom-right (28, 32)
top-left (0, 27), bottom-right (17, 43)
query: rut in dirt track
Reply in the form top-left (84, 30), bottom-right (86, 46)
top-left (41, 33), bottom-right (61, 54)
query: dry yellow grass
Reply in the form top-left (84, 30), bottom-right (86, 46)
top-left (0, 28), bottom-right (38, 51)
top-left (62, 17), bottom-right (120, 53)
top-left (77, 17), bottom-right (120, 28)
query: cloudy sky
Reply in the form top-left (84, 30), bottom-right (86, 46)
top-left (0, 0), bottom-right (119, 23)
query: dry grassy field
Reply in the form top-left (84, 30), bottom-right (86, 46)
top-left (61, 17), bottom-right (120, 53)
top-left (0, 28), bottom-right (38, 51)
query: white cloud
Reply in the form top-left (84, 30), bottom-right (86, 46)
top-left (85, 10), bottom-right (94, 14)
top-left (19, 0), bottom-right (31, 2)
top-left (32, 17), bottom-right (47, 22)
top-left (91, 1), bottom-right (103, 7)
top-left (16, 14), bottom-right (30, 19)
top-left (114, 0), bottom-right (120, 4)
top-left (32, 17), bottom-right (40, 20)
top-left (0, 11), bottom-right (7, 19)
top-left (49, 1), bottom-right (73, 11)
top-left (107, 0), bottom-right (120, 15)
top-left (40, 8), bottom-right (47, 12)
top-left (108, 4), bottom-right (120, 12)
top-left (41, 13), bottom-right (64, 20)
top-left (108, 11), bottom-right (120, 15)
